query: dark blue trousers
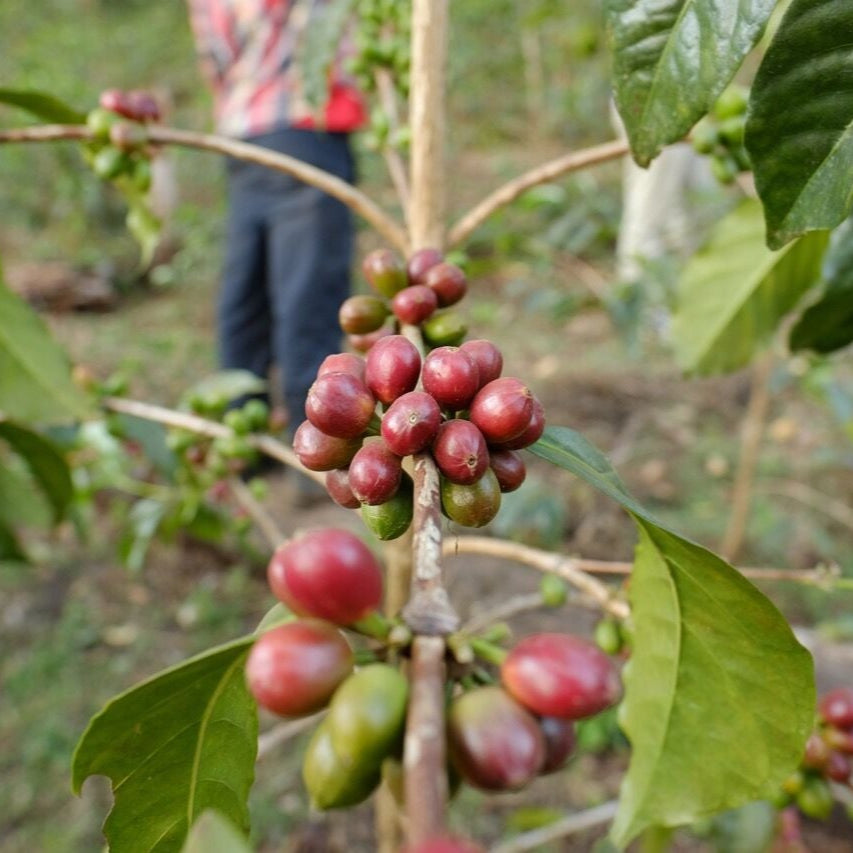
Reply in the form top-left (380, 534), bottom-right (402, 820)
top-left (221, 127), bottom-right (355, 432)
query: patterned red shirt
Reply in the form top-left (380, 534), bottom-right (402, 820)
top-left (187, 0), bottom-right (366, 138)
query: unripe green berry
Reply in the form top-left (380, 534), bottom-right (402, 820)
top-left (540, 574), bottom-right (568, 607)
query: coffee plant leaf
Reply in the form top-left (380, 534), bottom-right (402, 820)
top-left (0, 421), bottom-right (73, 523)
top-left (118, 498), bottom-right (169, 573)
top-left (0, 271), bottom-right (91, 423)
top-left (0, 87), bottom-right (85, 123)
top-left (672, 199), bottom-right (828, 375)
top-left (790, 216), bottom-right (853, 354)
top-left (72, 636), bottom-right (258, 853)
top-left (181, 810), bottom-right (252, 853)
top-left (610, 518), bottom-right (814, 846)
top-left (745, 0), bottom-right (853, 249)
top-left (0, 516), bottom-right (28, 562)
top-left (529, 426), bottom-right (655, 522)
top-left (607, 0), bottom-right (775, 165)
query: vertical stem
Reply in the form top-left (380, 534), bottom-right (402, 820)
top-left (720, 355), bottom-right (774, 563)
top-left (408, 0), bottom-right (448, 250)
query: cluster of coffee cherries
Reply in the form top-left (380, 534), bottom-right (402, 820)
top-left (294, 248), bottom-right (544, 539)
top-left (246, 527), bottom-right (622, 824)
top-left (691, 85), bottom-right (750, 185)
top-left (778, 687), bottom-right (853, 820)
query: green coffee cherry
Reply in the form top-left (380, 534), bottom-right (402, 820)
top-left (795, 776), bottom-right (834, 820)
top-left (86, 107), bottom-right (119, 140)
top-left (92, 146), bottom-right (132, 181)
top-left (223, 409), bottom-right (251, 436)
top-left (360, 478), bottom-right (413, 541)
top-left (717, 116), bottom-right (745, 148)
top-left (242, 398), bottom-right (270, 431)
top-left (691, 119), bottom-right (719, 155)
top-left (422, 310), bottom-right (468, 348)
top-left (540, 574), bottom-right (568, 607)
top-left (710, 154), bottom-right (738, 185)
top-left (713, 85), bottom-right (748, 121)
top-left (594, 619), bottom-right (623, 656)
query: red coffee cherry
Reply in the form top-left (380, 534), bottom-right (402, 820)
top-left (406, 247), bottom-right (444, 286)
top-left (489, 449), bottom-right (526, 492)
top-left (317, 352), bottom-right (366, 382)
top-left (348, 323), bottom-right (394, 353)
top-left (421, 347), bottom-right (480, 411)
top-left (305, 372), bottom-right (375, 439)
top-left (447, 686), bottom-right (545, 791)
top-left (539, 716), bottom-right (577, 774)
top-left (365, 334), bottom-right (422, 404)
top-left (339, 295), bottom-right (390, 335)
top-left (440, 468), bottom-right (501, 528)
top-left (469, 378), bottom-right (534, 444)
top-left (825, 726), bottom-right (853, 755)
top-left (391, 284), bottom-right (438, 326)
top-left (268, 528), bottom-right (383, 625)
top-left (432, 420), bottom-right (489, 485)
top-left (246, 620), bottom-right (353, 717)
top-left (347, 441), bottom-right (403, 505)
top-left (826, 750), bottom-right (852, 783)
top-left (459, 339), bottom-right (503, 387)
top-left (380, 391), bottom-right (442, 456)
top-left (325, 468), bottom-right (361, 509)
top-left (293, 420), bottom-right (362, 471)
top-left (802, 732), bottom-right (830, 770)
top-left (493, 396), bottom-right (545, 451)
top-left (819, 688), bottom-right (853, 729)
top-left (424, 262), bottom-right (468, 307)
top-left (363, 248), bottom-right (408, 298)
top-left (501, 633), bottom-right (621, 720)
top-left (99, 88), bottom-right (161, 122)
top-left (402, 836), bottom-right (485, 853)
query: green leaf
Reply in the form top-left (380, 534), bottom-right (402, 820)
top-left (672, 199), bottom-right (828, 374)
top-left (0, 87), bottom-right (85, 123)
top-left (0, 459), bottom-right (53, 528)
top-left (0, 517), bottom-right (28, 562)
top-left (119, 498), bottom-right (168, 572)
top-left (181, 810), bottom-right (252, 853)
top-left (745, 0), bottom-right (853, 249)
top-left (529, 426), bottom-right (656, 522)
top-left (789, 216), bottom-right (853, 354)
top-left (0, 271), bottom-right (91, 423)
top-left (0, 421), bottom-right (72, 522)
top-left (610, 518), bottom-right (814, 846)
top-left (72, 636), bottom-right (259, 853)
top-left (607, 0), bottom-right (775, 165)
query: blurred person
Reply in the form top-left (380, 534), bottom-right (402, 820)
top-left (186, 1), bottom-right (366, 483)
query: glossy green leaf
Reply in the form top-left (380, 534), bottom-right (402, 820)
top-left (181, 810), bottom-right (252, 853)
top-left (745, 0), bottom-right (853, 248)
top-left (72, 636), bottom-right (258, 852)
top-left (0, 459), bottom-right (53, 528)
top-left (118, 498), bottom-right (168, 572)
top-left (0, 420), bottom-right (72, 522)
top-left (607, 0), bottom-right (775, 165)
top-left (672, 200), bottom-right (828, 374)
top-left (529, 426), bottom-right (655, 522)
top-left (0, 87), bottom-right (85, 123)
top-left (610, 519), bottom-right (814, 846)
top-left (0, 517), bottom-right (28, 562)
top-left (0, 272), bottom-right (91, 423)
top-left (789, 216), bottom-right (853, 354)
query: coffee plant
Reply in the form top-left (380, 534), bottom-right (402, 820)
top-left (1, 0), bottom-right (852, 850)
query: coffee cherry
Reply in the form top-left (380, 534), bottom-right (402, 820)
top-left (447, 686), bottom-right (545, 791)
top-left (381, 391), bottom-right (442, 456)
top-left (424, 262), bottom-right (467, 307)
top-left (824, 726), bottom-right (853, 755)
top-left (339, 295), bottom-right (390, 335)
top-left (819, 688), bottom-right (853, 729)
top-left (293, 420), bottom-right (363, 471)
top-left (459, 339), bottom-right (503, 387)
top-left (348, 440), bottom-right (403, 505)
top-left (325, 468), bottom-right (361, 509)
top-left (349, 322), bottom-right (395, 353)
top-left (361, 475), bottom-right (414, 540)
top-left (99, 88), bottom-right (161, 122)
top-left (246, 620), bottom-right (353, 717)
top-left (795, 776), bottom-right (834, 820)
top-left (93, 146), bottom-right (131, 180)
top-left (803, 732), bottom-right (830, 770)
top-left (267, 528), bottom-right (383, 625)
top-left (440, 468), bottom-right (501, 528)
top-left (593, 618), bottom-right (623, 656)
top-left (391, 284), bottom-right (438, 326)
top-left (493, 396), bottom-right (545, 450)
top-left (826, 750), bottom-right (852, 783)
top-left (489, 449), bottom-right (526, 492)
top-left (305, 372), bottom-right (375, 439)
top-left (327, 664), bottom-right (409, 768)
top-left (406, 247), bottom-right (444, 286)
top-left (539, 716), bottom-right (576, 774)
top-left (422, 347), bottom-right (480, 410)
top-left (470, 378), bottom-right (534, 444)
top-left (87, 106), bottom-right (120, 139)
top-left (501, 633), bottom-right (621, 720)
top-left (432, 420), bottom-right (489, 485)
top-left (318, 352), bottom-right (366, 382)
top-left (402, 837), bottom-right (485, 853)
top-left (422, 310), bottom-right (467, 347)
top-left (363, 248), bottom-right (408, 298)
top-left (365, 334), bottom-right (421, 404)
top-left (303, 718), bottom-right (382, 810)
